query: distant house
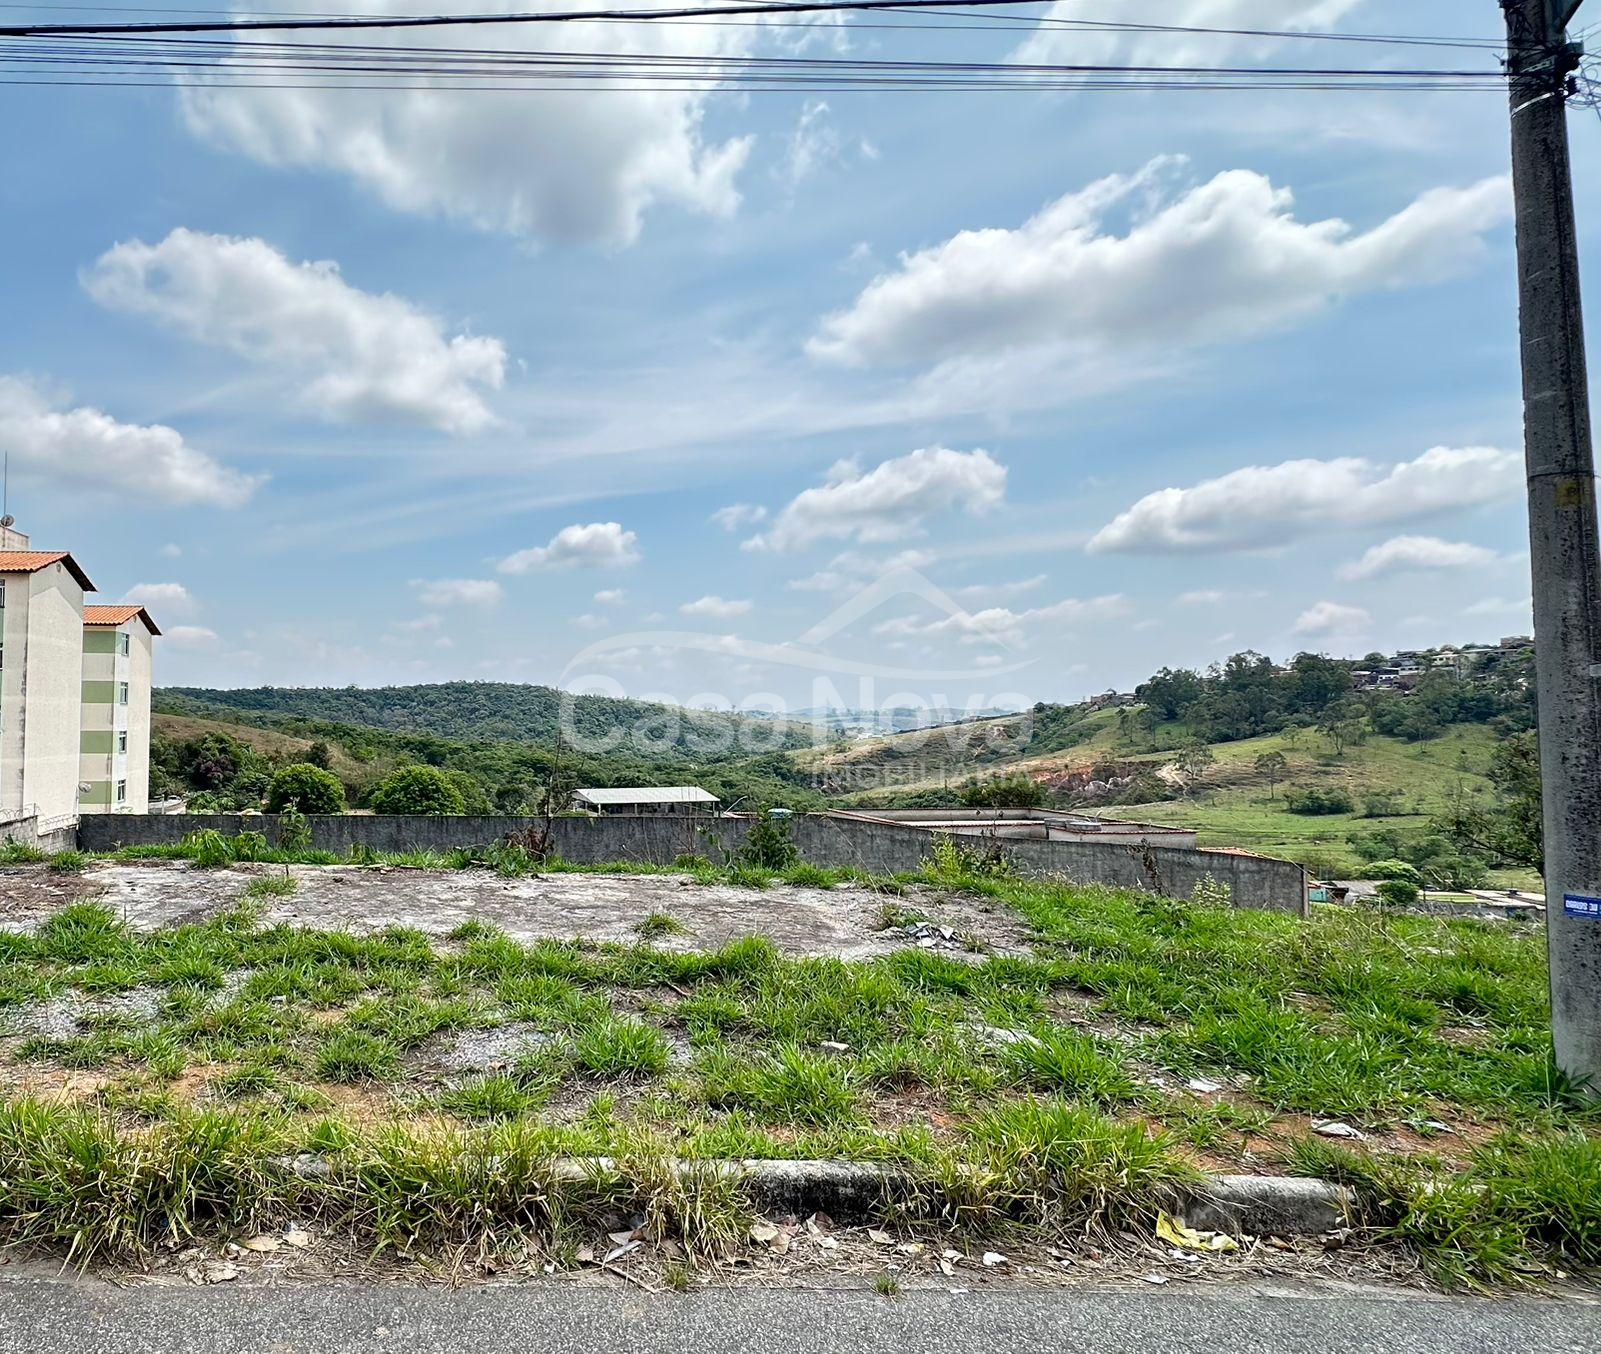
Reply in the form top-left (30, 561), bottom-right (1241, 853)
top-left (571, 786), bottom-right (721, 816)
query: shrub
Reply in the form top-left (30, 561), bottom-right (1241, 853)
top-left (1286, 787), bottom-right (1355, 816)
top-left (181, 829), bottom-right (234, 869)
top-left (1374, 879), bottom-right (1421, 910)
top-left (960, 775), bottom-right (1046, 809)
top-left (1366, 859), bottom-right (1423, 885)
top-left (739, 811), bottom-right (798, 869)
top-left (369, 766), bottom-right (467, 816)
top-left (266, 764), bottom-right (345, 815)
top-left (47, 850), bottom-right (89, 874)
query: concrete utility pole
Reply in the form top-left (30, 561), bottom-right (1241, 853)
top-left (1501, 0), bottom-right (1601, 1088)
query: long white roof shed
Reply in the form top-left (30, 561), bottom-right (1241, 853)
top-left (573, 786), bottom-right (720, 808)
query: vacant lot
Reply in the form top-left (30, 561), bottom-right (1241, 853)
top-left (0, 862), bottom-right (1032, 962)
top-left (0, 852), bottom-right (1594, 1286)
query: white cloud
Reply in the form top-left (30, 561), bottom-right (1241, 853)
top-left (84, 229), bottom-right (506, 435)
top-left (875, 594), bottom-right (1128, 646)
top-left (164, 624), bottom-right (220, 647)
top-left (748, 447), bottom-right (1006, 553)
top-left (774, 100), bottom-right (870, 190)
top-left (809, 159), bottom-right (1509, 371)
top-left (1338, 535), bottom-right (1499, 582)
top-left (0, 376), bottom-right (258, 508)
top-left (573, 612), bottom-right (610, 631)
top-left (177, 0), bottom-right (754, 247)
top-left (680, 595), bottom-right (753, 620)
top-left (593, 588), bottom-right (628, 606)
top-left (788, 547), bottom-right (938, 592)
top-left (392, 614), bottom-right (444, 635)
top-left (1464, 596), bottom-right (1532, 618)
top-left (1013, 0), bottom-right (1365, 68)
top-left (1178, 589), bottom-right (1227, 606)
top-left (125, 581), bottom-right (198, 620)
top-left (954, 575), bottom-right (1048, 601)
top-left (160, 543), bottom-right (183, 559)
top-left (412, 578), bottom-right (503, 608)
top-left (1293, 601), bottom-right (1371, 638)
top-left (710, 502), bottom-right (768, 531)
top-left (1089, 446), bottom-right (1522, 555)
top-left (498, 522), bottom-right (642, 574)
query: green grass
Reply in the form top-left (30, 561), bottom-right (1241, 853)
top-left (243, 873), bottom-right (298, 898)
top-left (635, 912), bottom-right (688, 941)
top-left (0, 876), bottom-right (1593, 1284)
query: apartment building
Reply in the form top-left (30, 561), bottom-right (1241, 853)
top-left (80, 605), bottom-right (159, 814)
top-left (0, 521), bottom-right (158, 830)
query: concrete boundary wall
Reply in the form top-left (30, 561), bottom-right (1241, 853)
top-left (0, 814), bottom-right (78, 853)
top-left (75, 812), bottom-right (1307, 914)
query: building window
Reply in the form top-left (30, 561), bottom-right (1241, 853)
top-left (117, 682), bottom-right (129, 706)
top-left (115, 780), bottom-right (127, 804)
top-left (118, 632), bottom-right (130, 657)
top-left (117, 731), bottom-right (128, 754)
top-left (0, 579), bottom-right (5, 608)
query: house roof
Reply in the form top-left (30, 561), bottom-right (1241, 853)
top-left (84, 604), bottom-right (162, 636)
top-left (0, 550), bottom-right (95, 592)
top-left (574, 786), bottom-right (719, 806)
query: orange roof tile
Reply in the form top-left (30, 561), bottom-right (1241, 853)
top-left (84, 604), bottom-right (161, 636)
top-left (0, 550), bottom-right (94, 592)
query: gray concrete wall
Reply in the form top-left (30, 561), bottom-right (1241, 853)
top-left (77, 812), bottom-right (1307, 913)
top-left (0, 813), bottom-right (78, 853)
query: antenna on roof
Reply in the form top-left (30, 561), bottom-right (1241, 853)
top-left (1, 450), bottom-right (11, 528)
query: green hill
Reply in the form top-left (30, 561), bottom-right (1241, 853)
top-left (157, 682), bottom-right (815, 760)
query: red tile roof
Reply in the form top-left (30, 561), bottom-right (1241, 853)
top-left (84, 604), bottom-right (161, 636)
top-left (0, 550), bottom-right (94, 592)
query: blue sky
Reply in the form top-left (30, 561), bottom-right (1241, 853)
top-left (3, 0), bottom-right (1597, 715)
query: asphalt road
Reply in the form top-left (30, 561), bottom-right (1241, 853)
top-left (1, 1275), bottom-right (1596, 1354)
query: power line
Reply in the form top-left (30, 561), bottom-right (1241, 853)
top-left (0, 0), bottom-right (1513, 47)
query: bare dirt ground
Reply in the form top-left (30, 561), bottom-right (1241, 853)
top-left (0, 862), bottom-right (1037, 961)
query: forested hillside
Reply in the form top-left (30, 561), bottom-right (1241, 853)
top-left (157, 682), bottom-right (815, 757)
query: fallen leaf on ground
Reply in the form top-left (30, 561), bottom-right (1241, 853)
top-left (283, 1229), bottom-right (313, 1250)
top-left (602, 1240), bottom-right (642, 1265)
top-left (750, 1222), bottom-right (780, 1245)
top-left (202, 1261), bottom-right (239, 1284)
top-left (1313, 1120), bottom-right (1366, 1140)
top-left (241, 1236), bottom-right (280, 1253)
top-left (1140, 1273), bottom-right (1170, 1286)
top-left (867, 1229), bottom-right (893, 1246)
top-left (1186, 1078), bottom-right (1223, 1094)
top-left (981, 1252), bottom-right (1008, 1268)
top-left (1157, 1213), bottom-right (1238, 1254)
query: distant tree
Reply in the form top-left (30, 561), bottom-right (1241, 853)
top-left (1317, 699), bottom-right (1366, 757)
top-left (304, 740), bottom-right (334, 770)
top-left (369, 765), bottom-right (467, 816)
top-left (1434, 730), bottom-right (1543, 870)
top-left (1136, 667), bottom-right (1206, 722)
top-left (1176, 738), bottom-right (1215, 795)
top-left (960, 775), bottom-right (1046, 809)
top-left (188, 732), bottom-right (243, 790)
top-left (1254, 750), bottom-right (1289, 799)
top-left (266, 763), bottom-right (346, 815)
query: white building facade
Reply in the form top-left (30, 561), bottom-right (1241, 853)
top-left (0, 525), bottom-right (158, 832)
top-left (80, 606), bottom-right (159, 814)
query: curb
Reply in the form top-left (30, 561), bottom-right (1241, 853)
top-left (543, 1158), bottom-right (1353, 1237)
top-left (1180, 1174), bottom-right (1353, 1236)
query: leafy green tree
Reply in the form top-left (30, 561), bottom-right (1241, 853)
top-left (369, 765), bottom-right (467, 815)
top-left (267, 763), bottom-right (346, 815)
top-left (1435, 731), bottom-right (1543, 870)
top-left (960, 775), bottom-right (1046, 808)
top-left (740, 810), bottom-right (799, 868)
top-left (1254, 750), bottom-right (1288, 799)
top-left (1317, 699), bottom-right (1366, 757)
top-left (305, 740), bottom-right (334, 770)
